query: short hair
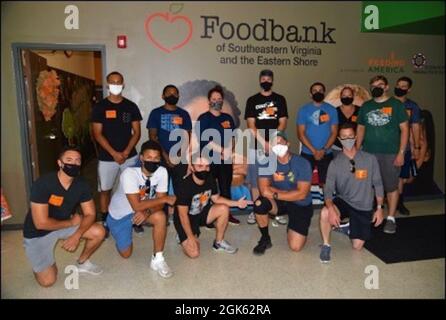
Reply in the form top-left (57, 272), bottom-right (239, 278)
top-left (340, 86), bottom-right (355, 97)
top-left (338, 122), bottom-right (357, 135)
top-left (207, 85), bottom-right (224, 100)
top-left (178, 80), bottom-right (241, 127)
top-left (106, 71), bottom-right (124, 82)
top-left (140, 140), bottom-right (162, 155)
top-left (310, 82), bottom-right (326, 93)
top-left (259, 69), bottom-right (274, 79)
top-left (162, 84), bottom-right (179, 96)
top-left (397, 76), bottom-right (413, 88)
top-left (369, 75), bottom-right (388, 85)
top-left (58, 145), bottom-right (81, 159)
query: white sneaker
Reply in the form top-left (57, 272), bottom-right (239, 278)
top-left (150, 256), bottom-right (173, 279)
top-left (76, 259), bottom-right (103, 275)
top-left (275, 215), bottom-right (288, 225)
top-left (213, 239), bottom-right (238, 254)
top-left (247, 212), bottom-right (256, 225)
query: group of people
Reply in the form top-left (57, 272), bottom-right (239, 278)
top-left (23, 69), bottom-right (425, 287)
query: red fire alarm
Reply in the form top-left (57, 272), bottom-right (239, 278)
top-left (117, 35), bottom-right (127, 48)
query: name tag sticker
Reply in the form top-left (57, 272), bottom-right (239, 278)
top-left (381, 107), bottom-right (392, 115)
top-left (273, 172), bottom-right (285, 182)
top-left (355, 169), bottom-right (368, 180)
top-left (351, 115), bottom-right (357, 122)
top-left (48, 194), bottom-right (64, 207)
top-left (106, 110), bottom-right (117, 119)
top-left (172, 116), bottom-right (183, 125)
top-left (221, 121), bottom-right (231, 129)
top-left (320, 114), bottom-right (330, 122)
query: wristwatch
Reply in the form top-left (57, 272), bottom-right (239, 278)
top-left (273, 192), bottom-right (279, 200)
top-left (377, 204), bottom-right (383, 209)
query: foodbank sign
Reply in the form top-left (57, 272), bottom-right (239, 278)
top-left (361, 1), bottom-right (445, 35)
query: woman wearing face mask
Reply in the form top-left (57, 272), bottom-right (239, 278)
top-left (332, 86), bottom-right (360, 157)
top-left (195, 86), bottom-right (240, 225)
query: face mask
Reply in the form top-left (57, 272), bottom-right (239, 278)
top-left (339, 138), bottom-right (356, 150)
top-left (394, 87), bottom-right (408, 97)
top-left (143, 161), bottom-right (160, 173)
top-left (371, 87), bottom-right (384, 98)
top-left (210, 101), bottom-right (223, 111)
top-left (312, 92), bottom-right (325, 103)
top-left (340, 97), bottom-right (354, 105)
top-left (260, 81), bottom-right (272, 91)
top-left (109, 84), bottom-right (123, 96)
top-left (164, 95), bottom-right (179, 105)
top-left (194, 170), bottom-right (209, 180)
top-left (61, 162), bottom-right (81, 177)
top-left (271, 144), bottom-right (288, 157)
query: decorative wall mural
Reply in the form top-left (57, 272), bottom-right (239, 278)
top-left (35, 69), bottom-right (60, 121)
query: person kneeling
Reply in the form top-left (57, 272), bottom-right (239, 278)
top-left (253, 131), bottom-right (313, 255)
top-left (107, 140), bottom-right (176, 278)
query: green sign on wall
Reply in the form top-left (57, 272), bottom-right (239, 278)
top-left (361, 1), bottom-right (445, 35)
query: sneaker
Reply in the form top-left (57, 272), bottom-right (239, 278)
top-left (133, 224), bottom-right (144, 235)
top-left (397, 202), bottom-right (410, 216)
top-left (275, 215), bottom-right (288, 225)
top-left (205, 223), bottom-right (215, 230)
top-left (383, 219), bottom-right (396, 234)
top-left (247, 212), bottom-right (256, 225)
top-left (333, 222), bottom-right (350, 236)
top-left (213, 240), bottom-right (238, 254)
top-left (150, 256), bottom-right (173, 279)
top-left (253, 237), bottom-right (272, 255)
top-left (76, 259), bottom-right (103, 275)
top-left (319, 244), bottom-right (331, 263)
top-left (228, 214), bottom-right (240, 225)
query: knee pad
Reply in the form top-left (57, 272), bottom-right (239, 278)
top-left (253, 196), bottom-right (272, 215)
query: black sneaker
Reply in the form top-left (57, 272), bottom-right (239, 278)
top-left (253, 237), bottom-right (272, 255)
top-left (133, 224), bottom-right (144, 235)
top-left (397, 202), bottom-right (410, 216)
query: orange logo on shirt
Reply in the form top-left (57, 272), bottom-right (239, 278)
top-left (273, 172), bottom-right (285, 182)
top-left (106, 110), bottom-right (117, 119)
top-left (48, 194), bottom-right (64, 207)
top-left (320, 114), bottom-right (330, 122)
top-left (221, 121), bottom-right (231, 129)
top-left (355, 169), bottom-right (368, 180)
top-left (172, 116), bottom-right (183, 125)
top-left (351, 115), bottom-right (357, 122)
top-left (381, 107), bottom-right (392, 115)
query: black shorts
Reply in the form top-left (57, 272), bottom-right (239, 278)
top-left (276, 200), bottom-right (313, 236)
top-left (333, 197), bottom-right (373, 241)
top-left (174, 205), bottom-right (212, 243)
top-left (300, 152), bottom-right (333, 184)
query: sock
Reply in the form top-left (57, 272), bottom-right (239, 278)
top-left (259, 226), bottom-right (270, 240)
top-left (387, 216), bottom-right (396, 223)
top-left (153, 252), bottom-right (164, 260)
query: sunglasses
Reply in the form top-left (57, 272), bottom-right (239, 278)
top-left (349, 159), bottom-right (356, 173)
top-left (145, 178), bottom-right (151, 194)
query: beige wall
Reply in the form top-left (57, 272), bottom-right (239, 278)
top-left (33, 50), bottom-right (96, 80)
top-left (2, 1), bottom-right (444, 225)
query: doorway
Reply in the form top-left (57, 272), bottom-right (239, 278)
top-left (12, 43), bottom-right (106, 199)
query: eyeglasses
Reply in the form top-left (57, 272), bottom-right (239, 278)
top-left (349, 159), bottom-right (356, 173)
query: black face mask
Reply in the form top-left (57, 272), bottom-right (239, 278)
top-left (371, 87), bottom-right (384, 98)
top-left (143, 161), bottom-right (160, 173)
top-left (194, 170), bottom-right (209, 180)
top-left (260, 82), bottom-right (272, 91)
top-left (394, 87), bottom-right (408, 97)
top-left (312, 92), bottom-right (325, 103)
top-left (164, 95), bottom-right (179, 105)
top-left (340, 97), bottom-right (354, 105)
top-left (61, 162), bottom-right (81, 177)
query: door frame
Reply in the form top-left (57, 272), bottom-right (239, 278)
top-left (11, 42), bottom-right (107, 198)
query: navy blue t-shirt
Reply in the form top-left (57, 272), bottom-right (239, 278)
top-left (259, 153), bottom-right (313, 206)
top-left (196, 111), bottom-right (235, 158)
top-left (146, 106), bottom-right (192, 154)
top-left (91, 97), bottom-right (142, 161)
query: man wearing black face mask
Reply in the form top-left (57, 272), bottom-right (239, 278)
top-left (244, 69), bottom-right (288, 225)
top-left (23, 146), bottom-right (106, 287)
top-left (174, 156), bottom-right (252, 258)
top-left (394, 76), bottom-right (422, 216)
top-left (296, 82), bottom-right (338, 188)
top-left (356, 75), bottom-right (409, 235)
top-left (107, 140), bottom-right (176, 278)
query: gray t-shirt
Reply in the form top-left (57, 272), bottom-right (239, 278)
top-left (324, 151), bottom-right (384, 211)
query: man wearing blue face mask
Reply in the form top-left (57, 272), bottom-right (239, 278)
top-left (320, 123), bottom-right (384, 263)
top-left (106, 140), bottom-right (176, 278)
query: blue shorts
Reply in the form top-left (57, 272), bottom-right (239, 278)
top-left (106, 213), bottom-right (133, 252)
top-left (400, 150), bottom-right (418, 179)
